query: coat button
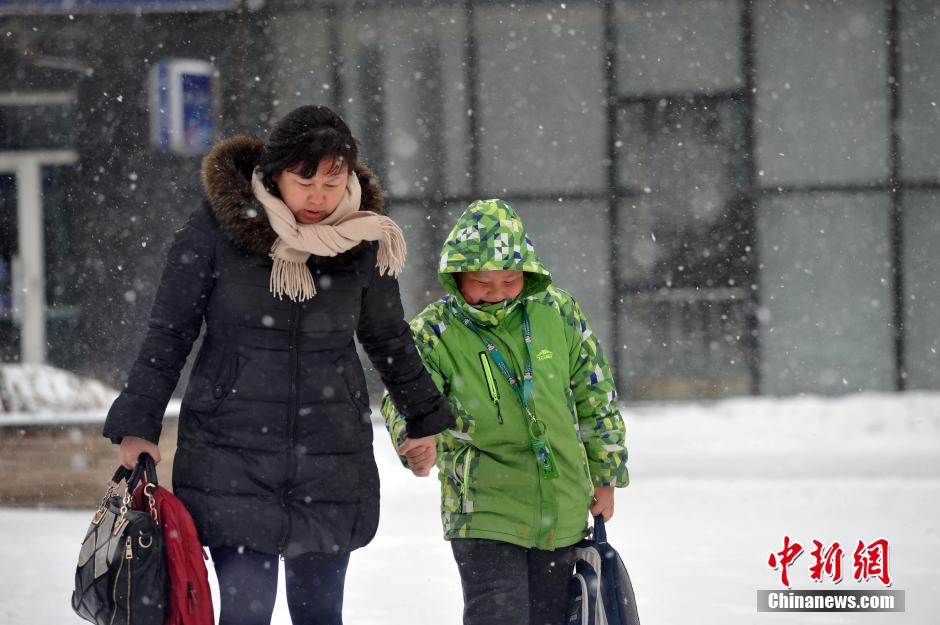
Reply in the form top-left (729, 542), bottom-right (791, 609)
top-left (213, 385), bottom-right (223, 399)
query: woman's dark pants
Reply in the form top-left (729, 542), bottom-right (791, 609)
top-left (211, 545), bottom-right (350, 625)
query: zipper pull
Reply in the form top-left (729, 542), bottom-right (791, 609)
top-left (124, 536), bottom-right (133, 560)
top-left (187, 582), bottom-right (197, 613)
top-left (478, 351), bottom-right (503, 425)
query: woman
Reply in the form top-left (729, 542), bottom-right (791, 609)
top-left (103, 105), bottom-right (452, 625)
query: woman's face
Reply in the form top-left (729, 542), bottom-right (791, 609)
top-left (457, 270), bottom-right (525, 305)
top-left (274, 156), bottom-right (349, 224)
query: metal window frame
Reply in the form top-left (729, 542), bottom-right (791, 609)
top-left (0, 149), bottom-right (79, 365)
top-left (323, 0), bottom-right (912, 396)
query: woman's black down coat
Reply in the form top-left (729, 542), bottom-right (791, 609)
top-left (103, 136), bottom-right (453, 556)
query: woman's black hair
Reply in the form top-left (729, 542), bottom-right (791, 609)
top-left (256, 105), bottom-right (359, 195)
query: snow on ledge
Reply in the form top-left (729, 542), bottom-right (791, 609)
top-left (0, 364), bottom-right (115, 413)
top-left (0, 364), bottom-right (182, 427)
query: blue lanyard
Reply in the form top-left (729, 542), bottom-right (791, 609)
top-left (452, 302), bottom-right (559, 480)
top-left (452, 304), bottom-right (536, 422)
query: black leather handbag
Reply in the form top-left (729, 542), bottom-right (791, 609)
top-left (72, 454), bottom-right (168, 625)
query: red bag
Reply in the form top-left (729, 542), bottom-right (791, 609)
top-left (134, 458), bottom-right (214, 625)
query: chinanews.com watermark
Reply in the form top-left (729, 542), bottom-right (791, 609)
top-left (758, 535), bottom-right (905, 613)
top-left (757, 590), bottom-right (905, 612)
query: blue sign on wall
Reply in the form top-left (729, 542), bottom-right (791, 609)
top-left (181, 73), bottom-right (214, 151)
top-left (150, 59), bottom-right (216, 155)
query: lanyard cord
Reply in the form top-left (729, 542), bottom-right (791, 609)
top-left (452, 301), bottom-right (559, 480)
top-left (452, 303), bottom-right (539, 427)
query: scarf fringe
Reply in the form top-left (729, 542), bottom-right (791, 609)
top-left (376, 217), bottom-right (408, 277)
top-left (269, 253), bottom-right (317, 302)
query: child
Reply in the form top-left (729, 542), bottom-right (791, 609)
top-left (381, 199), bottom-right (629, 625)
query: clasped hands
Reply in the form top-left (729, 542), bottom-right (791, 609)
top-left (398, 435), bottom-right (436, 477)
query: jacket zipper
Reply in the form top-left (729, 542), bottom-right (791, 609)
top-left (280, 301), bottom-right (301, 553)
top-left (477, 351), bottom-right (503, 424)
top-left (458, 446), bottom-right (473, 513)
top-left (468, 313), bottom-right (552, 544)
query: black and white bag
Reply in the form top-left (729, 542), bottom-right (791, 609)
top-left (72, 455), bottom-right (168, 625)
top-left (566, 515), bottom-right (640, 625)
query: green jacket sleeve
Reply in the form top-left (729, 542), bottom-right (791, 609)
top-left (561, 291), bottom-right (629, 487)
top-left (380, 315), bottom-right (450, 468)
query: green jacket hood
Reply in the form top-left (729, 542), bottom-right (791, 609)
top-left (438, 199), bottom-right (552, 321)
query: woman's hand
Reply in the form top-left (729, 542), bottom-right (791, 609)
top-left (119, 436), bottom-right (161, 470)
top-left (398, 436), bottom-right (436, 477)
top-left (590, 485), bottom-right (615, 521)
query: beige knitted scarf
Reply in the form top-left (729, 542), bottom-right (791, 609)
top-left (251, 169), bottom-right (407, 301)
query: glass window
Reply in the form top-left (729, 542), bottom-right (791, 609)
top-left (0, 165), bottom-right (79, 366)
top-left (270, 10), bottom-right (332, 120)
top-left (511, 199), bottom-right (613, 352)
top-left (475, 3), bottom-right (606, 195)
top-left (899, 0), bottom-right (940, 181)
top-left (757, 192), bottom-right (894, 395)
top-left (391, 202), bottom-right (447, 320)
top-left (618, 287), bottom-right (753, 400)
top-left (903, 191), bottom-right (940, 389)
top-left (615, 97), bottom-right (754, 399)
top-left (0, 102), bottom-right (77, 151)
top-left (617, 98), bottom-right (751, 288)
top-left (754, 0), bottom-right (889, 186)
top-left (618, 194), bottom-right (754, 400)
top-left (615, 0), bottom-right (742, 95)
top-left (340, 6), bottom-right (470, 199)
top-left (0, 174), bottom-right (16, 362)
top-left (43, 165), bottom-right (81, 369)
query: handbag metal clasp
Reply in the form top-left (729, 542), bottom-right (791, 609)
top-left (93, 480), bottom-right (119, 526)
top-left (112, 489), bottom-right (133, 536)
top-left (143, 483), bottom-right (159, 523)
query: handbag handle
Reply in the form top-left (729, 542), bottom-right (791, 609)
top-left (110, 465), bottom-right (131, 485)
top-left (126, 452), bottom-right (159, 492)
top-left (592, 514), bottom-right (607, 545)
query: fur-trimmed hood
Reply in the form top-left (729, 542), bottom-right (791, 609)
top-left (200, 135), bottom-right (386, 256)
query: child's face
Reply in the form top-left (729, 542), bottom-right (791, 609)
top-left (457, 270), bottom-right (524, 305)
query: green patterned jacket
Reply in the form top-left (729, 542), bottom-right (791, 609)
top-left (381, 199), bottom-right (628, 550)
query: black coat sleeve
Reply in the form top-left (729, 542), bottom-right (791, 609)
top-left (356, 257), bottom-right (454, 438)
top-left (102, 211), bottom-right (215, 444)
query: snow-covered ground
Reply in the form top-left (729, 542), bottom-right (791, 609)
top-left (2, 392), bottom-right (939, 625)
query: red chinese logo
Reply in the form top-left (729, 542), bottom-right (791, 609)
top-left (853, 538), bottom-right (892, 586)
top-left (809, 540), bottom-right (844, 583)
top-left (769, 537), bottom-right (891, 587)
top-left (767, 535), bottom-right (803, 588)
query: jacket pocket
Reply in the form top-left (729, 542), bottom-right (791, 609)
top-left (453, 445), bottom-right (476, 514)
top-left (188, 349), bottom-right (243, 414)
top-left (338, 353), bottom-right (370, 415)
top-left (577, 442), bottom-right (595, 499)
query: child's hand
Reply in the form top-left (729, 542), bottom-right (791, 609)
top-left (398, 435), bottom-right (436, 477)
top-left (590, 485), bottom-right (615, 521)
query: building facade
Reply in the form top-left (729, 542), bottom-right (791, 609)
top-left (1, 0), bottom-right (938, 401)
